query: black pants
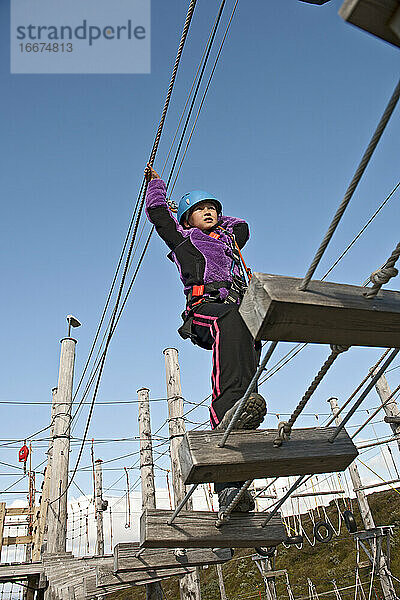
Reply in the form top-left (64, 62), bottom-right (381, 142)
top-left (190, 302), bottom-right (259, 495)
top-left (191, 300), bottom-right (258, 418)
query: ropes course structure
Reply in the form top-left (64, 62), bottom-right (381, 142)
top-left (1, 2), bottom-right (400, 600)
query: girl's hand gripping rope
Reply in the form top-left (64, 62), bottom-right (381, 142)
top-left (144, 163), bottom-right (160, 182)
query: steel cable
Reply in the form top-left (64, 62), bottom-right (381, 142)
top-left (300, 78), bottom-right (400, 291)
top-left (50, 0), bottom-right (199, 503)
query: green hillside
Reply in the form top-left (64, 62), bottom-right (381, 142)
top-left (110, 489), bottom-right (400, 600)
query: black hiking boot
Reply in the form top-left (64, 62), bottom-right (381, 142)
top-left (217, 486), bottom-right (255, 513)
top-left (214, 393), bottom-right (267, 432)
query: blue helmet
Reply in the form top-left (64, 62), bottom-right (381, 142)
top-left (177, 190), bottom-right (222, 225)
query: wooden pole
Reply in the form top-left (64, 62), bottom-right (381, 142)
top-left (328, 397), bottom-right (396, 600)
top-left (94, 460), bottom-right (105, 556)
top-left (216, 564), bottom-right (227, 600)
top-left (32, 387), bottom-right (58, 560)
top-left (164, 348), bottom-right (202, 600)
top-left (46, 337), bottom-right (76, 555)
top-left (138, 387), bottom-right (164, 600)
top-left (371, 370), bottom-right (400, 453)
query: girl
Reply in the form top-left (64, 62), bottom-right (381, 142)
top-left (144, 164), bottom-right (266, 511)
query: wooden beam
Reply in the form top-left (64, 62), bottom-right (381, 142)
top-left (0, 502), bottom-right (6, 555)
top-left (0, 562), bottom-right (44, 583)
top-left (3, 535), bottom-right (33, 546)
top-left (114, 544), bottom-right (233, 573)
top-left (5, 507), bottom-right (35, 516)
top-left (140, 509), bottom-right (286, 549)
top-left (96, 565), bottom-right (195, 587)
top-left (239, 272), bottom-right (400, 346)
top-left (85, 571), bottom-right (185, 599)
top-left (179, 427), bottom-right (358, 484)
top-left (339, 0), bottom-right (400, 48)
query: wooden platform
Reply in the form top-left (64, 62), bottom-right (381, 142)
top-left (239, 273), bottom-right (400, 346)
top-left (339, 0), bottom-right (400, 48)
top-left (179, 428), bottom-right (358, 484)
top-left (114, 543), bottom-right (233, 573)
top-left (96, 564), bottom-right (195, 587)
top-left (140, 509), bottom-right (286, 549)
top-left (0, 561), bottom-right (44, 583)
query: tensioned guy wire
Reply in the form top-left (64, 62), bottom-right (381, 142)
top-left (300, 78), bottom-right (400, 291)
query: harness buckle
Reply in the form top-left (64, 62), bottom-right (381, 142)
top-left (192, 284), bottom-right (204, 297)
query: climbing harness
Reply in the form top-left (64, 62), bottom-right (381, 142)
top-left (178, 226), bottom-right (252, 343)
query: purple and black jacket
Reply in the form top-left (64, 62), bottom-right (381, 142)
top-left (145, 178), bottom-right (249, 302)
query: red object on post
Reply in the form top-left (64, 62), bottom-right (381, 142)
top-left (19, 444), bottom-right (29, 463)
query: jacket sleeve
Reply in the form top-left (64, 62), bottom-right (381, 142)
top-left (219, 215), bottom-right (250, 249)
top-left (145, 179), bottom-right (186, 251)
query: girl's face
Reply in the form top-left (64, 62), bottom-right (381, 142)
top-left (186, 201), bottom-right (218, 231)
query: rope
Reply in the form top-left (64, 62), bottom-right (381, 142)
top-left (351, 382), bottom-right (400, 439)
top-left (300, 78), bottom-right (400, 291)
top-left (215, 480), bottom-right (253, 527)
top-left (274, 345), bottom-right (349, 447)
top-left (363, 241), bottom-right (400, 298)
top-left (53, 0), bottom-right (198, 503)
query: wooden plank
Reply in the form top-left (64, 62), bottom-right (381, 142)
top-left (114, 545), bottom-right (233, 573)
top-left (0, 562), bottom-right (44, 582)
top-left (339, 0), bottom-right (400, 48)
top-left (3, 535), bottom-right (33, 546)
top-left (239, 272), bottom-right (400, 346)
top-left (5, 507), bottom-right (35, 516)
top-left (96, 565), bottom-right (195, 587)
top-left (179, 427), bottom-right (358, 484)
top-left (0, 502), bottom-right (6, 555)
top-left (85, 572), bottom-right (182, 599)
top-left (140, 509), bottom-right (286, 549)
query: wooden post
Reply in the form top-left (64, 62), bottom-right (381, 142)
top-left (371, 370), bottom-right (400, 453)
top-left (46, 337), bottom-right (76, 555)
top-left (164, 348), bottom-right (202, 600)
top-left (94, 460), bottom-right (105, 556)
top-left (216, 564), bottom-right (227, 600)
top-left (138, 387), bottom-right (163, 600)
top-left (0, 502), bottom-right (6, 556)
top-left (328, 397), bottom-right (396, 600)
top-left (33, 387), bottom-right (58, 560)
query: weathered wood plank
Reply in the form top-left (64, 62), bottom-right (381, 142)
top-left (0, 562), bottom-right (44, 582)
top-left (140, 509), bottom-right (286, 549)
top-left (339, 0), bottom-right (400, 48)
top-left (0, 502), bottom-right (5, 555)
top-left (239, 273), bottom-right (400, 346)
top-left (3, 535), bottom-right (33, 546)
top-left (85, 570), bottom-right (183, 599)
top-left (113, 545), bottom-right (232, 573)
top-left (179, 427), bottom-right (358, 484)
top-left (96, 565), bottom-right (195, 587)
top-left (5, 507), bottom-right (35, 516)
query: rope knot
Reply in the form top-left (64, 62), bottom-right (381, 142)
top-left (274, 421), bottom-right (291, 447)
top-left (370, 266), bottom-right (398, 286)
top-left (330, 344), bottom-right (350, 355)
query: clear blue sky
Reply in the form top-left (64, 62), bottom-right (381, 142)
top-left (1, 1), bottom-right (399, 503)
